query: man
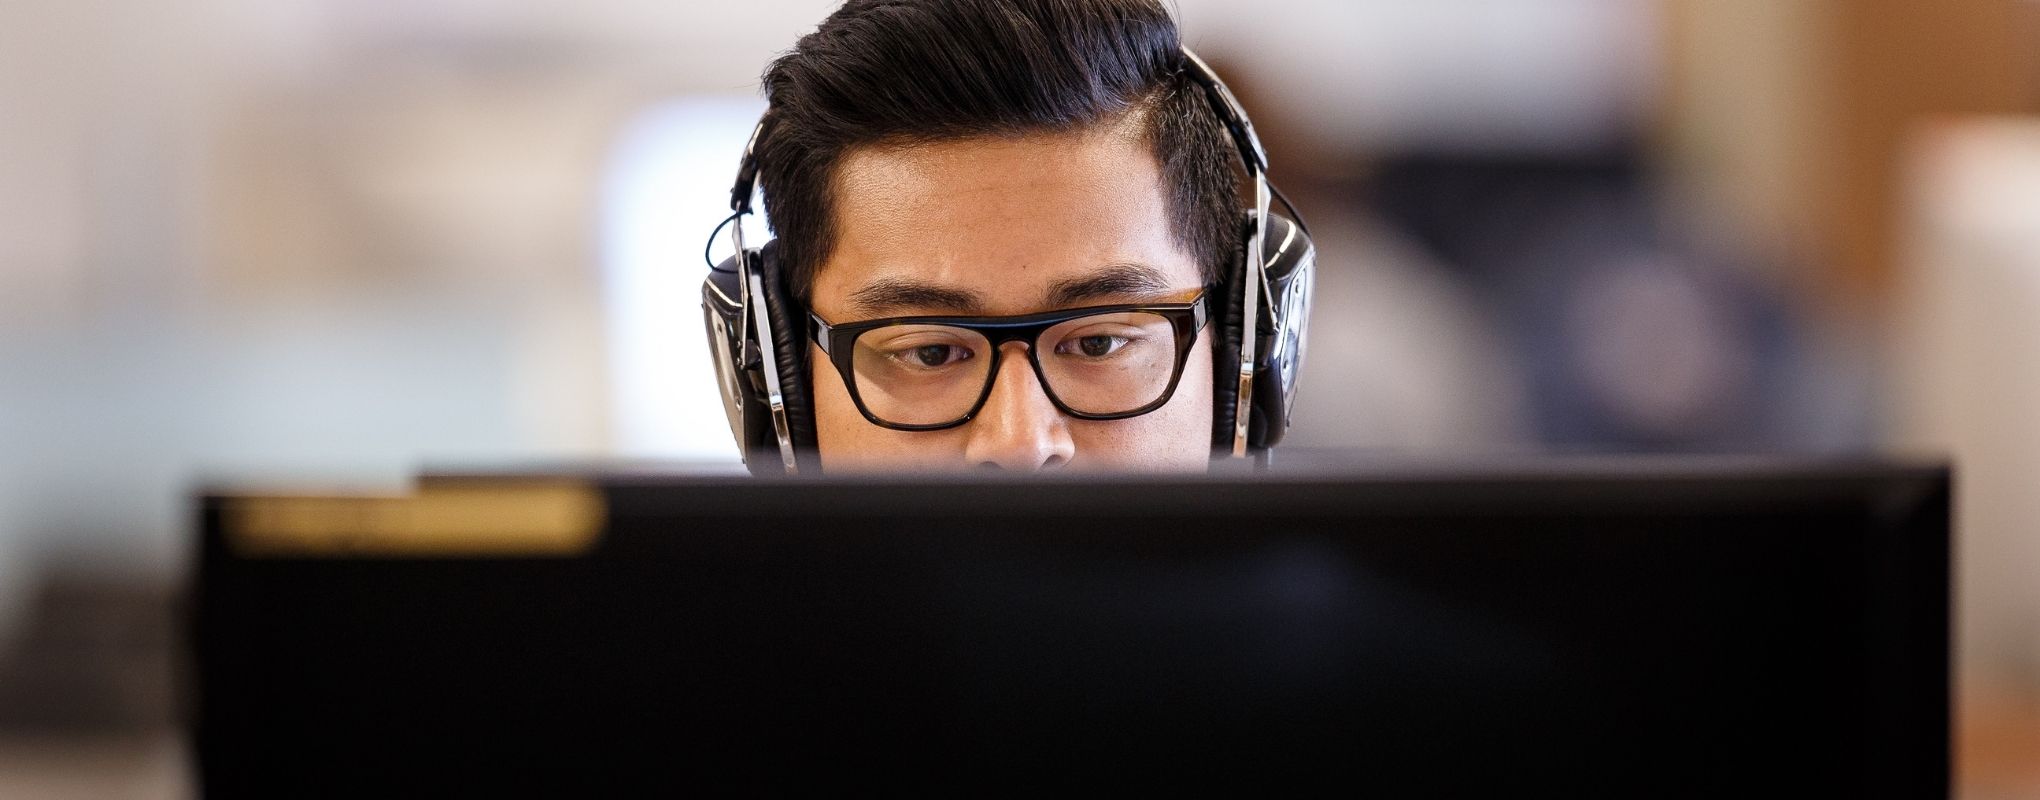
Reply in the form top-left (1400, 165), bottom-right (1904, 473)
top-left (708, 0), bottom-right (1309, 473)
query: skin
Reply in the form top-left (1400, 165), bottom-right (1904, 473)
top-left (807, 117), bottom-right (1214, 472)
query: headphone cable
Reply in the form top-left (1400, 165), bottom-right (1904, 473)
top-left (704, 210), bottom-right (743, 272)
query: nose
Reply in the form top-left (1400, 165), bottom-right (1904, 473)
top-left (962, 342), bottom-right (1076, 471)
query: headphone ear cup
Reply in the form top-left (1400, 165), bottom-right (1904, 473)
top-left (702, 252), bottom-right (770, 461)
top-left (752, 242), bottom-right (819, 465)
top-left (1246, 212), bottom-right (1311, 449)
top-left (1213, 210), bottom-right (1313, 455)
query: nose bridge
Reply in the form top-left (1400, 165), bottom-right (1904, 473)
top-left (963, 340), bottom-right (1074, 470)
top-left (984, 319), bottom-right (1049, 350)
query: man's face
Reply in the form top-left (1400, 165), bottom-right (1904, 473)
top-left (807, 121), bottom-right (1214, 472)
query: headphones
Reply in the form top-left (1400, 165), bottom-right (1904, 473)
top-left (703, 47), bottom-right (1314, 475)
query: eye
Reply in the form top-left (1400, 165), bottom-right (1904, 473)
top-left (897, 343), bottom-right (973, 368)
top-left (1058, 334), bottom-right (1129, 359)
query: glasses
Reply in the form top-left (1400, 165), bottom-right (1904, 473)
top-left (810, 293), bottom-right (1209, 431)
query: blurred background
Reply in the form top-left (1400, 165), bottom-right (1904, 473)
top-left (2, 0), bottom-right (2037, 795)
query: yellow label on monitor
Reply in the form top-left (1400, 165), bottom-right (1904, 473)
top-left (225, 481), bottom-right (605, 557)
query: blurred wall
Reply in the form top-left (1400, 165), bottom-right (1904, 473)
top-left (1899, 117), bottom-right (2040, 681)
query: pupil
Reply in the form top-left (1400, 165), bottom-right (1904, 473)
top-left (915, 345), bottom-right (952, 366)
top-left (1080, 336), bottom-right (1112, 357)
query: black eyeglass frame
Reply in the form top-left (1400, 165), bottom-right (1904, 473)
top-left (810, 293), bottom-right (1210, 431)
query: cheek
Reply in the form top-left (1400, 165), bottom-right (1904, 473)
top-left (1069, 332), bottom-right (1214, 471)
top-left (811, 346), bottom-right (878, 466)
top-left (811, 344), bottom-right (966, 471)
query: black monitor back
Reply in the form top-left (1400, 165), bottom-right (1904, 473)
top-left (192, 462), bottom-right (1949, 796)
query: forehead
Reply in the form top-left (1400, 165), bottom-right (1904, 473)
top-left (810, 124), bottom-right (1201, 319)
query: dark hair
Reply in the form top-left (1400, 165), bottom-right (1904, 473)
top-left (757, 0), bottom-right (1240, 305)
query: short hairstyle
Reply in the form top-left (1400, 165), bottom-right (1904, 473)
top-left (757, 0), bottom-right (1241, 305)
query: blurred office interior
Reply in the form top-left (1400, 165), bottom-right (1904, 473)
top-left (1, 0), bottom-right (2037, 795)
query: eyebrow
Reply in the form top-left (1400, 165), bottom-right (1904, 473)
top-left (843, 262), bottom-right (1179, 318)
top-left (847, 279), bottom-right (988, 316)
top-left (1042, 262), bottom-right (1174, 307)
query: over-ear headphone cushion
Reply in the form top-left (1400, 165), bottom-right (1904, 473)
top-left (753, 242), bottom-right (819, 457)
top-left (1210, 221), bottom-right (1253, 451)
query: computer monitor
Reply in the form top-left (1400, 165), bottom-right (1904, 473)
top-left (191, 460), bottom-right (1948, 796)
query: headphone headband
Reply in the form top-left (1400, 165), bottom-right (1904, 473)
top-left (729, 113), bottom-right (774, 214)
top-left (1178, 48), bottom-right (1266, 174)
